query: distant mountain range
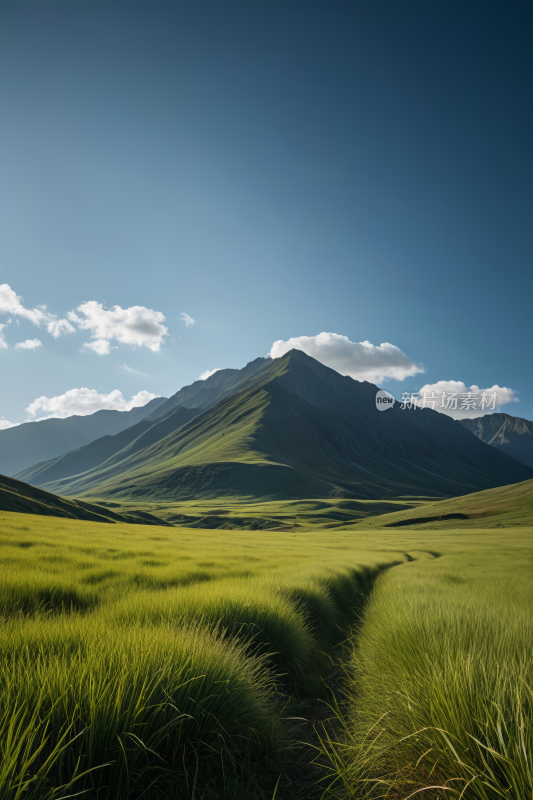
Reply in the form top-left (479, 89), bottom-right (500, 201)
top-left (0, 397), bottom-right (166, 477)
top-left (460, 413), bottom-right (533, 469)
top-left (14, 351), bottom-right (533, 502)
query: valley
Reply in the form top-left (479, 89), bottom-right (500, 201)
top-left (1, 351), bottom-right (532, 799)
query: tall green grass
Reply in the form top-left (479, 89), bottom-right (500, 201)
top-left (320, 546), bottom-right (533, 799)
top-left (0, 614), bottom-right (278, 799)
top-left (0, 510), bottom-right (397, 798)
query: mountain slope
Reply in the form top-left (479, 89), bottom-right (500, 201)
top-left (343, 478), bottom-right (533, 529)
top-left (0, 397), bottom-right (167, 477)
top-left (460, 413), bottom-right (533, 468)
top-left (0, 473), bottom-right (169, 525)
top-left (16, 405), bottom-right (199, 487)
top-left (34, 351), bottom-right (533, 502)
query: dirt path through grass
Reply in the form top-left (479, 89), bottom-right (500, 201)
top-left (288, 674), bottom-right (343, 799)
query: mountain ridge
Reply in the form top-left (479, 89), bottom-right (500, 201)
top-left (22, 350), bottom-right (533, 502)
top-left (460, 413), bottom-right (533, 468)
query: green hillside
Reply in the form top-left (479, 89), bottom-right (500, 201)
top-left (16, 405), bottom-right (199, 487)
top-left (35, 350), bottom-right (533, 503)
top-left (0, 473), bottom-right (168, 526)
top-left (343, 477), bottom-right (533, 529)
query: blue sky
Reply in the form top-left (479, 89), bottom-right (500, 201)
top-left (1, 1), bottom-right (532, 426)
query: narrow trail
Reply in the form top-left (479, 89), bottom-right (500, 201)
top-left (288, 677), bottom-right (344, 799)
top-left (281, 554), bottom-right (432, 798)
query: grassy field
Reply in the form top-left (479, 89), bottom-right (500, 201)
top-left (320, 530), bottom-right (533, 799)
top-left (0, 508), bottom-right (404, 799)
top-left (0, 508), bottom-right (531, 798)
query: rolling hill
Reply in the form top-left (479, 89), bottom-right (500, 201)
top-left (460, 413), bottom-right (533, 468)
top-left (343, 477), bottom-right (533, 530)
top-left (0, 473), bottom-right (169, 525)
top-left (0, 396), bottom-right (167, 477)
top-left (20, 350), bottom-right (533, 503)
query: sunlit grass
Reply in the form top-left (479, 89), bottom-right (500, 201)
top-left (0, 510), bottom-right (398, 798)
top-left (2, 510), bottom-right (532, 798)
top-left (320, 544), bottom-right (533, 799)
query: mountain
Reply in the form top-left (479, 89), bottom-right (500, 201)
top-left (142, 357), bottom-right (271, 420)
top-left (342, 477), bottom-right (533, 530)
top-left (0, 397), bottom-right (167, 477)
top-left (17, 405), bottom-right (199, 487)
top-left (23, 350), bottom-right (533, 503)
top-left (15, 360), bottom-right (271, 488)
top-left (459, 413), bottom-right (533, 469)
top-left (0, 473), bottom-right (169, 525)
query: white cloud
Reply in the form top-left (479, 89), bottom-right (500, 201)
top-left (14, 338), bottom-right (42, 350)
top-left (412, 380), bottom-right (519, 420)
top-left (199, 368), bottom-right (221, 380)
top-left (46, 317), bottom-right (76, 338)
top-left (82, 339), bottom-right (112, 355)
top-left (0, 418), bottom-right (19, 430)
top-left (26, 388), bottom-right (159, 419)
top-left (68, 301), bottom-right (168, 353)
top-left (269, 332), bottom-right (424, 383)
top-left (181, 312), bottom-right (196, 327)
top-left (0, 323), bottom-right (9, 349)
top-left (0, 283), bottom-right (46, 326)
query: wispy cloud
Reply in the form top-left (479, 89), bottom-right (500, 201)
top-left (181, 312), bottom-right (196, 327)
top-left (0, 322), bottom-right (9, 349)
top-left (120, 363), bottom-right (153, 378)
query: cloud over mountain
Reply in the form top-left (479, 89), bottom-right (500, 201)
top-left (68, 301), bottom-right (168, 353)
top-left (0, 419), bottom-right (19, 430)
top-left (413, 380), bottom-right (519, 420)
top-left (269, 332), bottom-right (424, 383)
top-left (26, 388), bottom-right (159, 418)
top-left (199, 368), bottom-right (220, 380)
